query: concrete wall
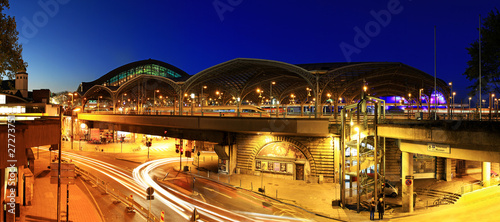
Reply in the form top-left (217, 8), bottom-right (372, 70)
top-left (385, 138), bottom-right (401, 182)
top-left (234, 134), bottom-right (334, 182)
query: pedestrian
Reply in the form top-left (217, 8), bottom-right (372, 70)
top-left (369, 197), bottom-right (375, 220)
top-left (378, 197), bottom-right (385, 220)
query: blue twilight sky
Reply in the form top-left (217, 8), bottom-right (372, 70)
top-left (6, 0), bottom-right (500, 102)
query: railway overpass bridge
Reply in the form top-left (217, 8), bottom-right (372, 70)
top-left (78, 113), bottom-right (500, 213)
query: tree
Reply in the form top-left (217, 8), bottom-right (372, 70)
top-left (0, 0), bottom-right (27, 79)
top-left (463, 8), bottom-right (500, 96)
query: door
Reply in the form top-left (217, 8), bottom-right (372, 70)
top-left (456, 160), bottom-right (466, 178)
top-left (296, 164), bottom-right (304, 180)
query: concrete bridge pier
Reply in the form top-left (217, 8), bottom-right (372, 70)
top-left (482, 162), bottom-right (491, 187)
top-left (402, 151), bottom-right (414, 213)
top-left (445, 158), bottom-right (452, 181)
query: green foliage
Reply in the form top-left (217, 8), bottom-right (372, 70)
top-left (0, 0), bottom-right (27, 79)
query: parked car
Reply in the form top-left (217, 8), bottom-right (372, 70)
top-left (383, 180), bottom-right (399, 197)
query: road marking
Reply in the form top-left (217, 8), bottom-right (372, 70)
top-left (203, 187), bottom-right (233, 199)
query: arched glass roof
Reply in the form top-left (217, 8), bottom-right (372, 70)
top-left (78, 59), bottom-right (189, 94)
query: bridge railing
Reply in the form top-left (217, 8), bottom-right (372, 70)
top-left (74, 165), bottom-right (160, 222)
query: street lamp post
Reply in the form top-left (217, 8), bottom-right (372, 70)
top-left (97, 96), bottom-right (102, 112)
top-left (408, 93), bottom-right (412, 119)
top-left (190, 93), bottom-right (195, 116)
top-left (449, 82), bottom-right (453, 119)
top-left (327, 93), bottom-right (331, 115)
top-left (237, 97), bottom-right (241, 117)
top-left (270, 81), bottom-right (275, 116)
top-left (452, 92), bottom-right (456, 119)
top-left (68, 93), bottom-right (76, 107)
top-left (469, 97), bottom-right (472, 120)
top-left (68, 93), bottom-right (77, 150)
top-left (306, 87), bottom-right (312, 116)
top-left (154, 90), bottom-right (159, 114)
top-left (490, 93), bottom-right (495, 121)
top-left (495, 98), bottom-right (498, 120)
top-left (201, 86), bottom-right (207, 115)
top-left (419, 88), bottom-right (423, 112)
top-left (122, 93), bottom-right (127, 113)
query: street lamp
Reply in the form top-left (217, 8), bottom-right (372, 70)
top-left (408, 93), bottom-right (412, 117)
top-left (468, 97), bottom-right (472, 119)
top-left (419, 88), bottom-right (424, 111)
top-left (201, 86), bottom-right (207, 114)
top-left (449, 82), bottom-right (453, 98)
top-left (68, 92), bottom-right (77, 107)
top-left (490, 93), bottom-right (495, 120)
top-left (327, 93), bottom-right (331, 115)
top-left (306, 87), bottom-right (312, 114)
top-left (270, 81), bottom-right (275, 115)
top-left (236, 97), bottom-right (241, 117)
top-left (97, 96), bottom-right (102, 112)
top-left (452, 92), bottom-right (456, 119)
top-left (190, 93), bottom-right (195, 115)
top-left (154, 90), bottom-right (159, 113)
top-left (71, 107), bottom-right (81, 150)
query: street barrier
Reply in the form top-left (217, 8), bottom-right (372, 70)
top-left (74, 166), bottom-right (161, 222)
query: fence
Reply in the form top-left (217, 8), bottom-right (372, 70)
top-left (75, 166), bottom-right (160, 222)
top-left (459, 177), bottom-right (500, 195)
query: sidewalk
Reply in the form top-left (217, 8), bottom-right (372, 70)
top-left (19, 152), bottom-right (103, 222)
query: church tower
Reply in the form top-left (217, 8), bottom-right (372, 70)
top-left (15, 70), bottom-right (28, 98)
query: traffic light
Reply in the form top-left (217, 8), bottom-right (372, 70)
top-left (163, 130), bottom-right (168, 137)
top-left (180, 147), bottom-right (183, 155)
top-left (192, 145), bottom-right (195, 152)
top-left (175, 144), bottom-right (179, 153)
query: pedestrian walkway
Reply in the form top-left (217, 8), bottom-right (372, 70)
top-left (19, 154), bottom-right (103, 222)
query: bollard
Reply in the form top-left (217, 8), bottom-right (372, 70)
top-left (276, 190), bottom-right (278, 199)
top-left (208, 171), bottom-right (210, 178)
top-left (251, 182), bottom-right (253, 191)
top-left (240, 179), bottom-right (241, 187)
top-left (228, 175), bottom-right (230, 184)
top-left (218, 174), bottom-right (220, 181)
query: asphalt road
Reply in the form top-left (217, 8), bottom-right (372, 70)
top-left (48, 143), bottom-right (338, 221)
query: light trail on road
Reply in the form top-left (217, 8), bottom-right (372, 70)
top-left (42, 148), bottom-right (256, 221)
top-left (44, 147), bottom-right (314, 221)
top-left (133, 158), bottom-right (255, 221)
top-left (135, 158), bottom-right (316, 222)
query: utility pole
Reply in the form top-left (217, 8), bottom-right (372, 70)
top-left (57, 106), bottom-right (63, 222)
top-left (479, 15), bottom-right (482, 121)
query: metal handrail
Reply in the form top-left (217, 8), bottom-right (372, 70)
top-left (75, 166), bottom-right (160, 222)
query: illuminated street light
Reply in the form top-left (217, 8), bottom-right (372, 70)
top-left (270, 81), bottom-right (276, 115)
top-left (97, 96), bottom-right (102, 111)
